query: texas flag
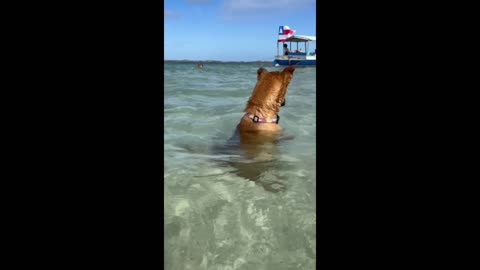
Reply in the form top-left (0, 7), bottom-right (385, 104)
top-left (278, 25), bottom-right (295, 42)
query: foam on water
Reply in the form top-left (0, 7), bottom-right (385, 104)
top-left (165, 61), bottom-right (316, 270)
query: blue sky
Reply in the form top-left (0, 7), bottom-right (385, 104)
top-left (164, 0), bottom-right (316, 61)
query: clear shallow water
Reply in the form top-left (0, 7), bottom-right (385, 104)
top-left (164, 61), bottom-right (316, 270)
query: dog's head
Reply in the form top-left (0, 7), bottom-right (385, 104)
top-left (246, 66), bottom-right (295, 112)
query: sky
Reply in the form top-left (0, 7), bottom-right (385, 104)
top-left (164, 0), bottom-right (316, 61)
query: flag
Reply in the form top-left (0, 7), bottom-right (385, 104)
top-left (278, 25), bottom-right (295, 42)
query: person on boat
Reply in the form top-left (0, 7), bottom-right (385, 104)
top-left (283, 44), bottom-right (289, 56)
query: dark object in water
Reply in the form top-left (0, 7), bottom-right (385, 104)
top-left (197, 63), bottom-right (203, 69)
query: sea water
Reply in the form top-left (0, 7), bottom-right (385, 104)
top-left (164, 61), bottom-right (316, 270)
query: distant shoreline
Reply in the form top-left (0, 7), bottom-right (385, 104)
top-left (164, 60), bottom-right (272, 64)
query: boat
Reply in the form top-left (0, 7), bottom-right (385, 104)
top-left (273, 26), bottom-right (316, 66)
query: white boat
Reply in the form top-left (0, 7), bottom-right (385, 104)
top-left (273, 26), bottom-right (316, 66)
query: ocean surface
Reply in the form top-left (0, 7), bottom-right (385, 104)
top-left (164, 61), bottom-right (316, 270)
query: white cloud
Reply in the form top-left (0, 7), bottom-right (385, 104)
top-left (223, 0), bottom-right (315, 11)
top-left (222, 0), bottom-right (315, 19)
top-left (165, 10), bottom-right (182, 18)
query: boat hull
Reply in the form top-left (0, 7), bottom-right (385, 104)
top-left (273, 58), bottom-right (316, 66)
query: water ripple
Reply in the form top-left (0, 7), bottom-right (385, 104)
top-left (164, 62), bottom-right (316, 269)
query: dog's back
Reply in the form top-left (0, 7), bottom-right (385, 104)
top-left (237, 66), bottom-right (295, 135)
top-left (225, 66), bottom-right (296, 191)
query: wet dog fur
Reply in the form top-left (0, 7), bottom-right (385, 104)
top-left (238, 66), bottom-right (295, 133)
top-left (224, 66), bottom-right (296, 191)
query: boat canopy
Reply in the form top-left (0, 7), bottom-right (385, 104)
top-left (280, 35), bottom-right (316, 42)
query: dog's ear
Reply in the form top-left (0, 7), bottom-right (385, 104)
top-left (282, 65), bottom-right (296, 75)
top-left (257, 67), bottom-right (268, 80)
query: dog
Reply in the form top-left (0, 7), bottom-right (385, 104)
top-left (178, 66), bottom-right (296, 192)
top-left (239, 66), bottom-right (294, 132)
top-left (235, 65), bottom-right (295, 150)
top-left (221, 65), bottom-right (296, 191)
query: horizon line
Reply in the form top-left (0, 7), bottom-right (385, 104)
top-left (164, 59), bottom-right (273, 62)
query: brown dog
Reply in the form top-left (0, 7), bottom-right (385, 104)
top-left (239, 66), bottom-right (295, 132)
top-left (179, 66), bottom-right (296, 192)
top-left (236, 66), bottom-right (295, 152)
top-left (221, 66), bottom-right (296, 191)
